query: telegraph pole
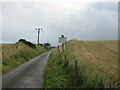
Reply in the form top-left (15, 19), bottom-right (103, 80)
top-left (35, 27), bottom-right (43, 46)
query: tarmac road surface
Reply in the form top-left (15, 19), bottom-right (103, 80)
top-left (2, 51), bottom-right (50, 88)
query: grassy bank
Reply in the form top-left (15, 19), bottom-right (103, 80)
top-left (44, 40), bottom-right (118, 88)
top-left (2, 42), bottom-right (48, 73)
top-left (44, 49), bottom-right (103, 88)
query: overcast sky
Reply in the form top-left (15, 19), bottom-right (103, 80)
top-left (1, 1), bottom-right (118, 46)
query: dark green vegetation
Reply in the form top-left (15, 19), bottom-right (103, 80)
top-left (2, 40), bottom-right (48, 73)
top-left (44, 40), bottom-right (118, 88)
top-left (17, 39), bottom-right (36, 48)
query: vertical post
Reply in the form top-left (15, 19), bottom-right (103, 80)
top-left (64, 54), bottom-right (66, 62)
top-left (62, 43), bottom-right (64, 53)
top-left (35, 28), bottom-right (43, 46)
top-left (75, 60), bottom-right (78, 74)
top-left (38, 29), bottom-right (40, 46)
top-left (59, 35), bottom-right (67, 53)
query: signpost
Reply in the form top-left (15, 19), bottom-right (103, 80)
top-left (58, 35), bottom-right (67, 53)
top-left (59, 37), bottom-right (67, 44)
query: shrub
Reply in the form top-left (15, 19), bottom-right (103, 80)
top-left (17, 39), bottom-right (36, 48)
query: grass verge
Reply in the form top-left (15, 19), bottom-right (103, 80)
top-left (2, 42), bottom-right (48, 73)
top-left (44, 50), bottom-right (103, 88)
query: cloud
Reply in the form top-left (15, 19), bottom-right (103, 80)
top-left (50, 2), bottom-right (118, 42)
top-left (1, 0), bottom-right (119, 2)
top-left (2, 2), bottom-right (118, 46)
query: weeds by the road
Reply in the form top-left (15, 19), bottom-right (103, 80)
top-left (2, 42), bottom-right (48, 73)
top-left (44, 49), bottom-right (103, 88)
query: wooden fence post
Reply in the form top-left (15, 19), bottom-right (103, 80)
top-left (62, 43), bottom-right (64, 53)
top-left (64, 54), bottom-right (66, 62)
top-left (75, 60), bottom-right (78, 74)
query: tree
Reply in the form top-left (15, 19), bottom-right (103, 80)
top-left (44, 43), bottom-right (51, 47)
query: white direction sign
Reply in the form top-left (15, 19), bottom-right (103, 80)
top-left (59, 36), bottom-right (67, 43)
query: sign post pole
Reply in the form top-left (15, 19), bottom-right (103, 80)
top-left (58, 35), bottom-right (67, 53)
top-left (62, 43), bottom-right (64, 53)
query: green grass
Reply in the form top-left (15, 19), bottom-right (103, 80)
top-left (44, 50), bottom-right (71, 88)
top-left (2, 42), bottom-right (48, 73)
top-left (44, 40), bottom-right (118, 88)
top-left (44, 49), bottom-right (103, 88)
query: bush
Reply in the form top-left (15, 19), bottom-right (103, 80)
top-left (17, 39), bottom-right (36, 48)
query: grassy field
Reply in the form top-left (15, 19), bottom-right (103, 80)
top-left (2, 42), bottom-right (48, 73)
top-left (44, 40), bottom-right (118, 88)
top-left (70, 40), bottom-right (118, 82)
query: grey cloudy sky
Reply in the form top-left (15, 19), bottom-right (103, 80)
top-left (1, 1), bottom-right (118, 46)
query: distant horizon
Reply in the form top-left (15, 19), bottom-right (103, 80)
top-left (0, 39), bottom-right (119, 45)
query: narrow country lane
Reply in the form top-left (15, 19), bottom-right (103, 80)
top-left (2, 51), bottom-right (50, 88)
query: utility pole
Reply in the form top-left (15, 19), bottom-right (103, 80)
top-left (35, 27), bottom-right (43, 46)
top-left (61, 35), bottom-right (64, 53)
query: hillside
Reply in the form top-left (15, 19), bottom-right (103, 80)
top-left (44, 40), bottom-right (118, 88)
top-left (2, 41), bottom-right (48, 73)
